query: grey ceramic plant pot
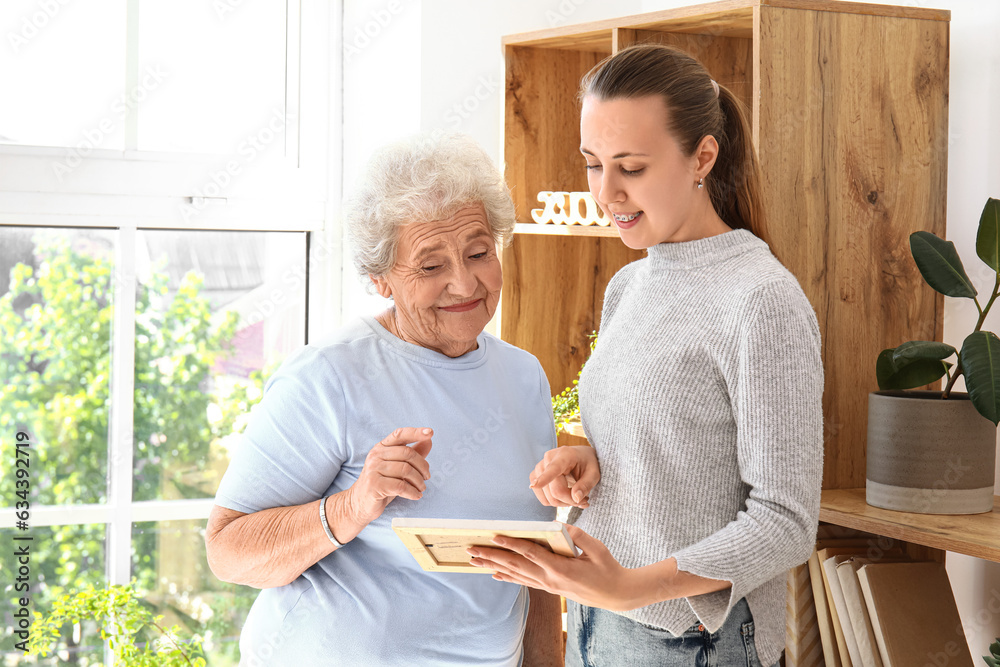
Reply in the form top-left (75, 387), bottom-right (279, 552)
top-left (866, 391), bottom-right (997, 514)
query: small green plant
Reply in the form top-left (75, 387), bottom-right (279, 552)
top-left (984, 638), bottom-right (1000, 667)
top-left (876, 197), bottom-right (1000, 425)
top-left (26, 582), bottom-right (206, 666)
top-left (552, 332), bottom-right (597, 433)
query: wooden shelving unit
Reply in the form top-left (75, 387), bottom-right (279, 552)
top-left (501, 0), bottom-right (969, 593)
top-left (513, 223), bottom-right (619, 238)
top-left (821, 489), bottom-right (1000, 563)
top-left (500, 0), bottom-right (950, 452)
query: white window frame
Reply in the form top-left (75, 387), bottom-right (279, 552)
top-left (0, 0), bottom-right (330, 232)
top-left (0, 0), bottom-right (340, 600)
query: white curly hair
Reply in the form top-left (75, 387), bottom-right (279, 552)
top-left (346, 132), bottom-right (516, 278)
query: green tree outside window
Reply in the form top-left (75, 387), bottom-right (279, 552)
top-left (1, 233), bottom-right (271, 666)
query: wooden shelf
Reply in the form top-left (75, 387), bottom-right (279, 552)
top-left (514, 223), bottom-right (620, 237)
top-left (501, 0), bottom-right (949, 51)
top-left (555, 421), bottom-right (590, 448)
top-left (820, 488), bottom-right (1000, 563)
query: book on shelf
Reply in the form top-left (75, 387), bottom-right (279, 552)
top-left (835, 557), bottom-right (885, 667)
top-left (856, 561), bottom-right (974, 667)
top-left (819, 550), bottom-right (857, 667)
top-left (805, 534), bottom-right (906, 667)
top-left (808, 549), bottom-right (840, 667)
top-left (808, 539), bottom-right (883, 667)
top-left (816, 545), bottom-right (905, 667)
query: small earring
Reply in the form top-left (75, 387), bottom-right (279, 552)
top-left (697, 178), bottom-right (704, 190)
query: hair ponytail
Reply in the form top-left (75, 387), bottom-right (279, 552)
top-left (581, 44), bottom-right (770, 248)
top-left (710, 85), bottom-right (770, 247)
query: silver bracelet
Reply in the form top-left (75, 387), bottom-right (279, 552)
top-left (319, 495), bottom-right (345, 548)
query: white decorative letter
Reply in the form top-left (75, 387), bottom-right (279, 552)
top-left (532, 191), bottom-right (606, 226)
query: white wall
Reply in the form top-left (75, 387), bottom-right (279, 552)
top-left (342, 0), bottom-right (1000, 655)
top-left (340, 0), bottom-right (423, 318)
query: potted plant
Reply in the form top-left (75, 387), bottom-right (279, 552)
top-left (26, 582), bottom-right (206, 666)
top-left (868, 197), bottom-right (1000, 514)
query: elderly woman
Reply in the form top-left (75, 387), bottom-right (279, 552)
top-left (206, 133), bottom-right (561, 666)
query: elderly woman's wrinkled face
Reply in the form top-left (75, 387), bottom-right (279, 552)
top-left (372, 204), bottom-right (502, 357)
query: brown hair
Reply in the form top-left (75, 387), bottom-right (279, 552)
top-left (580, 44), bottom-right (770, 247)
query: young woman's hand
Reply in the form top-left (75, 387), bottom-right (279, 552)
top-left (467, 524), bottom-right (652, 612)
top-left (529, 446), bottom-right (600, 508)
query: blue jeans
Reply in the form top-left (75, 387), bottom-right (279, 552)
top-left (565, 598), bottom-right (775, 667)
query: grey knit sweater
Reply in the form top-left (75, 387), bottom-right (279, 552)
top-left (574, 229), bottom-right (823, 666)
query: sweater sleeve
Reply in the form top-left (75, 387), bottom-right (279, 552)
top-left (214, 347), bottom-right (350, 514)
top-left (671, 277), bottom-right (824, 630)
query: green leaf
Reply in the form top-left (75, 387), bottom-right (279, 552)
top-left (976, 198), bottom-right (1000, 271)
top-left (876, 345), bottom-right (950, 390)
top-left (876, 348), bottom-right (898, 389)
top-left (961, 331), bottom-right (1000, 425)
top-left (910, 231), bottom-right (978, 298)
top-left (892, 340), bottom-right (957, 365)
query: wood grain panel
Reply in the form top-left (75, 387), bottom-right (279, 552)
top-left (613, 29), bottom-right (753, 111)
top-left (502, 46), bottom-right (643, 428)
top-left (762, 0), bottom-right (949, 21)
top-left (558, 421), bottom-right (591, 448)
top-left (500, 0), bottom-right (948, 52)
top-left (631, 11), bottom-right (754, 40)
top-left (501, 235), bottom-right (644, 404)
top-left (503, 2), bottom-right (756, 48)
top-left (821, 489), bottom-right (997, 562)
top-left (756, 6), bottom-right (949, 489)
top-left (514, 222), bottom-right (619, 237)
top-left (504, 29), bottom-right (614, 53)
top-left (504, 45), bottom-right (607, 224)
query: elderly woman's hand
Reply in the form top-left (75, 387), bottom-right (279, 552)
top-left (529, 446), bottom-right (600, 508)
top-left (344, 427), bottom-right (434, 528)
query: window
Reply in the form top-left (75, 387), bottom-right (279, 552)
top-left (0, 0), bottom-right (330, 232)
top-left (1, 226), bottom-right (308, 664)
top-left (0, 1), bottom-right (337, 663)
top-left (0, 525), bottom-right (107, 665)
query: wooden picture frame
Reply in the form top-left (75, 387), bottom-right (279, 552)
top-left (391, 518), bottom-right (579, 573)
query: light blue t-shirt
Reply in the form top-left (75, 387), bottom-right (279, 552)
top-left (214, 316), bottom-right (557, 667)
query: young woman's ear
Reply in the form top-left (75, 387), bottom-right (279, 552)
top-left (370, 274), bottom-right (392, 299)
top-left (693, 134), bottom-right (720, 181)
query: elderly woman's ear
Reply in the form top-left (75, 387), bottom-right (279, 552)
top-left (370, 275), bottom-right (391, 299)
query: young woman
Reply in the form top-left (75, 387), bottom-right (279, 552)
top-left (468, 45), bottom-right (824, 667)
